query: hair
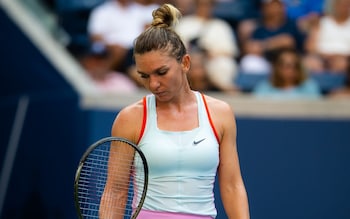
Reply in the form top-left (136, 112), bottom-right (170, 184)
top-left (133, 4), bottom-right (187, 62)
top-left (270, 48), bottom-right (307, 88)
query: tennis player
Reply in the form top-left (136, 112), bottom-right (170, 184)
top-left (101, 3), bottom-right (249, 219)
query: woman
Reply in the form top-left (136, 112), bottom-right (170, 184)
top-left (100, 4), bottom-right (249, 219)
top-left (328, 56), bottom-right (350, 98)
top-left (253, 48), bottom-right (321, 99)
top-left (175, 0), bottom-right (240, 92)
top-left (304, 0), bottom-right (350, 73)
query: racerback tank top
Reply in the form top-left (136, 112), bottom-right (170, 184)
top-left (136, 91), bottom-right (220, 218)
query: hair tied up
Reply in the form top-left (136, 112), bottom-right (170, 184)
top-left (151, 4), bottom-right (181, 29)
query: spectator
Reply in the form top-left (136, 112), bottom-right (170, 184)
top-left (212, 0), bottom-right (261, 30)
top-left (175, 0), bottom-right (240, 92)
top-left (238, 0), bottom-right (305, 75)
top-left (282, 0), bottom-right (325, 33)
top-left (253, 48), bottom-right (321, 99)
top-left (238, 42), bottom-right (272, 75)
top-left (87, 0), bottom-right (158, 72)
top-left (328, 57), bottom-right (350, 98)
top-left (173, 0), bottom-right (195, 15)
top-left (187, 51), bottom-right (216, 92)
top-left (304, 0), bottom-right (350, 74)
top-left (78, 42), bottom-right (138, 93)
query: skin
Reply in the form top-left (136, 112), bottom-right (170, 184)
top-left (304, 0), bottom-right (350, 73)
top-left (276, 52), bottom-right (299, 88)
top-left (242, 1), bottom-right (295, 56)
top-left (100, 49), bottom-right (250, 219)
top-left (89, 0), bottom-right (137, 71)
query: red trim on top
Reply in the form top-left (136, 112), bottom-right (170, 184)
top-left (201, 93), bottom-right (220, 144)
top-left (137, 96), bottom-right (147, 144)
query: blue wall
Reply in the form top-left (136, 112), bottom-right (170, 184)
top-left (236, 118), bottom-right (350, 219)
top-left (1, 96), bottom-right (83, 219)
top-left (0, 7), bottom-right (80, 219)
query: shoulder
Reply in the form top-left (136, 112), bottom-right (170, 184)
top-left (284, 18), bottom-right (299, 28)
top-left (116, 99), bottom-right (144, 119)
top-left (210, 18), bottom-right (232, 28)
top-left (252, 25), bottom-right (269, 38)
top-left (177, 16), bottom-right (198, 27)
top-left (302, 78), bottom-right (319, 89)
top-left (202, 94), bottom-right (235, 124)
top-left (92, 1), bottom-right (114, 13)
top-left (201, 94), bottom-right (236, 142)
top-left (300, 78), bottom-right (321, 94)
top-left (320, 16), bottom-right (333, 24)
top-left (134, 3), bottom-right (158, 12)
top-left (90, 2), bottom-right (116, 19)
top-left (111, 99), bottom-right (144, 142)
top-left (202, 94), bottom-right (232, 112)
top-left (254, 79), bottom-right (273, 92)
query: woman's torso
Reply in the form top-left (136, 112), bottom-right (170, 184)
top-left (136, 92), bottom-right (220, 218)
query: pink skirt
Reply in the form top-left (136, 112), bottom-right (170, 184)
top-left (137, 209), bottom-right (214, 219)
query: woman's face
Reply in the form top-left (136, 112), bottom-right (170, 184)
top-left (276, 52), bottom-right (299, 85)
top-left (333, 0), bottom-right (350, 17)
top-left (135, 50), bottom-right (190, 101)
top-left (262, 0), bottom-right (285, 19)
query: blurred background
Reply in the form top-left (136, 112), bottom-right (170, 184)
top-left (0, 0), bottom-right (350, 218)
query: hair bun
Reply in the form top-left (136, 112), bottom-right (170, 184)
top-left (151, 4), bottom-right (181, 29)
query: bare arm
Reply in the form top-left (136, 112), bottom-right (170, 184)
top-left (99, 141), bottom-right (135, 219)
top-left (99, 102), bottom-right (144, 218)
top-left (262, 34), bottom-right (296, 50)
top-left (207, 97), bottom-right (250, 219)
top-left (304, 25), bottom-right (320, 54)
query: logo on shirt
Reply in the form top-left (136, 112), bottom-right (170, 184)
top-left (193, 138), bottom-right (206, 145)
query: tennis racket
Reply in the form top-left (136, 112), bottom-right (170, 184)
top-left (74, 136), bottom-right (148, 219)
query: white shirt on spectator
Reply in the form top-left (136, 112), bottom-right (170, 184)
top-left (176, 16), bottom-right (239, 57)
top-left (316, 16), bottom-right (350, 55)
top-left (88, 0), bottom-right (158, 49)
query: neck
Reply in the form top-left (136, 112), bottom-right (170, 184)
top-left (264, 16), bottom-right (285, 28)
top-left (157, 89), bottom-right (195, 112)
top-left (333, 14), bottom-right (349, 23)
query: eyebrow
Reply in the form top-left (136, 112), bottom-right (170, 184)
top-left (137, 65), bottom-right (168, 75)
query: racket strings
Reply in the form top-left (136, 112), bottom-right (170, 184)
top-left (76, 140), bottom-right (146, 219)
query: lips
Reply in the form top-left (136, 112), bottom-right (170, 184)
top-left (154, 91), bottom-right (166, 97)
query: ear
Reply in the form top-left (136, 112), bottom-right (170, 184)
top-left (181, 54), bottom-right (191, 73)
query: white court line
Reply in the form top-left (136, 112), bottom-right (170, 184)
top-left (0, 96), bottom-right (29, 216)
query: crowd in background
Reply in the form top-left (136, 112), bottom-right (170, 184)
top-left (40, 0), bottom-right (350, 99)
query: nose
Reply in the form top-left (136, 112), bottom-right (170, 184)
top-left (149, 75), bottom-right (160, 90)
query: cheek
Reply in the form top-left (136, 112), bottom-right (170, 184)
top-left (168, 65), bottom-right (185, 84)
top-left (282, 70), bottom-right (298, 81)
top-left (168, 72), bottom-right (182, 88)
top-left (281, 69), bottom-right (294, 76)
top-left (142, 80), bottom-right (150, 90)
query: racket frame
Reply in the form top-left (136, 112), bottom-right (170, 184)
top-left (74, 136), bottom-right (149, 219)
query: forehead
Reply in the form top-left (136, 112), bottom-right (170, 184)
top-left (135, 50), bottom-right (178, 71)
top-left (262, 0), bottom-right (283, 7)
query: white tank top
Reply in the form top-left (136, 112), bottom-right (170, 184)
top-left (317, 16), bottom-right (350, 55)
top-left (137, 91), bottom-right (220, 218)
